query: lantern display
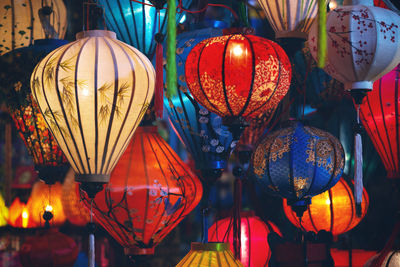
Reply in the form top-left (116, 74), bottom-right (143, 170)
top-left (61, 169), bottom-right (90, 226)
top-left (256, 0), bottom-right (319, 39)
top-left (360, 65), bottom-right (400, 178)
top-left (29, 180), bottom-right (66, 227)
top-left (31, 30), bottom-right (155, 193)
top-left (364, 251), bottom-right (400, 267)
top-left (185, 34), bottom-right (291, 129)
top-left (252, 122), bottom-right (345, 216)
top-left (81, 126), bottom-right (202, 255)
top-left (176, 242), bottom-right (244, 267)
top-left (165, 27), bottom-right (236, 174)
top-left (98, 0), bottom-right (192, 58)
top-left (0, 0), bottom-right (67, 55)
top-left (0, 39), bottom-right (70, 184)
top-left (19, 229), bottom-right (79, 267)
top-left (283, 178), bottom-right (369, 236)
top-left (208, 211), bottom-right (281, 267)
top-left (308, 0), bottom-right (400, 91)
top-left (7, 197), bottom-right (37, 228)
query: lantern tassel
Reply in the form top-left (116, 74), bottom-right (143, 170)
top-left (155, 33), bottom-right (164, 119)
top-left (166, 0), bottom-right (177, 98)
top-left (88, 200), bottom-right (96, 267)
top-left (233, 176), bottom-right (242, 260)
top-left (354, 105), bottom-right (363, 217)
top-left (317, 0), bottom-right (327, 68)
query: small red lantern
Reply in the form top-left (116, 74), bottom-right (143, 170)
top-left (19, 229), bottom-right (79, 267)
top-left (82, 126), bottom-right (203, 255)
top-left (208, 211), bottom-right (281, 267)
top-left (360, 65), bottom-right (400, 178)
top-left (283, 178), bottom-right (369, 236)
top-left (185, 34), bottom-right (291, 125)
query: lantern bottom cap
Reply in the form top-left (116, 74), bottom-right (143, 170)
top-left (190, 242), bottom-right (230, 251)
top-left (345, 81), bottom-right (373, 91)
top-left (275, 31), bottom-right (308, 40)
top-left (75, 174), bottom-right (110, 183)
top-left (124, 247), bottom-right (155, 255)
top-left (76, 30), bottom-right (117, 40)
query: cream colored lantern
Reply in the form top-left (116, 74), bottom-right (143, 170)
top-left (256, 0), bottom-right (319, 39)
top-left (0, 0), bottom-right (67, 55)
top-left (31, 30), bottom-right (155, 187)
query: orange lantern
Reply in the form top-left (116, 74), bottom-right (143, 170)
top-left (29, 181), bottom-right (66, 227)
top-left (7, 197), bottom-right (37, 228)
top-left (61, 169), bottom-right (90, 226)
top-left (283, 178), bottom-right (369, 236)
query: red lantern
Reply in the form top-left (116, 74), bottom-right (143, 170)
top-left (283, 178), bottom-right (369, 236)
top-left (208, 211), bottom-right (281, 267)
top-left (360, 65), bottom-right (400, 178)
top-left (19, 229), bottom-right (79, 267)
top-left (185, 34), bottom-right (291, 124)
top-left (82, 126), bottom-right (202, 255)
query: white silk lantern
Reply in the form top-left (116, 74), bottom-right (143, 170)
top-left (0, 0), bottom-right (67, 55)
top-left (31, 30), bottom-right (155, 187)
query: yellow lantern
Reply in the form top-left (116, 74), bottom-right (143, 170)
top-left (61, 169), bottom-right (90, 226)
top-left (0, 194), bottom-right (8, 227)
top-left (31, 30), bottom-right (155, 195)
top-left (0, 0), bottom-right (67, 55)
top-left (29, 180), bottom-right (66, 227)
top-left (176, 243), bottom-right (244, 267)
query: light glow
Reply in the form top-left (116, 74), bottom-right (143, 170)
top-left (22, 208), bottom-right (28, 228)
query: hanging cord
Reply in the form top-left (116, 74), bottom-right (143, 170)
top-left (354, 104), bottom-right (363, 217)
top-left (82, 1), bottom-right (108, 32)
top-left (88, 199), bottom-right (96, 267)
top-left (43, 184), bottom-right (54, 229)
top-left (154, 9), bottom-right (164, 118)
top-left (232, 166), bottom-right (243, 260)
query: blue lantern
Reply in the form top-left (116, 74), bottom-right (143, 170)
top-left (251, 122), bottom-right (345, 217)
top-left (164, 27), bottom-right (235, 180)
top-left (98, 0), bottom-right (192, 58)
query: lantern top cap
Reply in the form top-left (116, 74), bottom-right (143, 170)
top-left (191, 242), bottom-right (230, 251)
top-left (343, 0), bottom-right (373, 6)
top-left (76, 30), bottom-right (117, 40)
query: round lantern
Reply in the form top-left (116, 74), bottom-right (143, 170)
top-left (283, 177), bottom-right (369, 235)
top-left (308, 0), bottom-right (400, 91)
top-left (0, 0), bottom-right (67, 55)
top-left (185, 34), bottom-right (291, 130)
top-left (81, 126), bottom-right (202, 255)
top-left (176, 242), bottom-right (244, 267)
top-left (98, 0), bottom-right (191, 58)
top-left (364, 251), bottom-right (400, 267)
top-left (19, 229), bottom-right (79, 267)
top-left (165, 27), bottom-right (235, 174)
top-left (256, 0), bottom-right (319, 39)
top-left (252, 122), bottom-right (345, 216)
top-left (61, 169), bottom-right (90, 226)
top-left (31, 30), bottom-right (155, 195)
top-left (29, 180), bottom-right (66, 227)
top-left (360, 65), bottom-right (400, 178)
top-left (7, 197), bottom-right (37, 228)
top-left (208, 211), bottom-right (281, 267)
top-left (0, 39), bottom-right (69, 184)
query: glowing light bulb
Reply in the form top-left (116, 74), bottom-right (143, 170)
top-left (233, 45), bottom-right (243, 56)
top-left (82, 88), bottom-right (89, 96)
top-left (22, 208), bottom-right (28, 228)
top-left (45, 205), bottom-right (53, 212)
top-left (329, 0), bottom-right (337, 10)
top-left (325, 199), bottom-right (331, 205)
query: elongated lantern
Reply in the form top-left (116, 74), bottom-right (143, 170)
top-left (31, 30), bottom-right (155, 196)
top-left (0, 0), bottom-right (67, 55)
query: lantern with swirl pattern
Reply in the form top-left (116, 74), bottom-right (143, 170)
top-left (185, 34), bottom-right (291, 139)
top-left (30, 30), bottom-right (155, 197)
top-left (252, 122), bottom-right (345, 217)
top-left (81, 126), bottom-right (202, 255)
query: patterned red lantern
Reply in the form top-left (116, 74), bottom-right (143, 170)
top-left (283, 178), bottom-right (369, 236)
top-left (185, 34), bottom-right (291, 132)
top-left (360, 65), bottom-right (400, 178)
top-left (19, 229), bottom-right (78, 267)
top-left (81, 126), bottom-right (202, 255)
top-left (208, 211), bottom-right (281, 267)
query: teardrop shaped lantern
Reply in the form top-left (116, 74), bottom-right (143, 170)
top-left (185, 34), bottom-right (291, 137)
top-left (208, 211), bottom-right (281, 267)
top-left (81, 126), bottom-right (202, 255)
top-left (0, 39), bottom-right (70, 185)
top-left (308, 0), bottom-right (400, 91)
top-left (31, 30), bottom-right (155, 196)
top-left (165, 27), bottom-right (235, 176)
top-left (176, 243), bottom-right (244, 267)
top-left (252, 122), bottom-right (345, 217)
top-left (0, 0), bottom-right (67, 55)
top-left (283, 177), bottom-right (369, 236)
top-left (98, 0), bottom-right (192, 58)
top-left (360, 65), bottom-right (400, 179)
top-left (256, 0), bottom-right (319, 39)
